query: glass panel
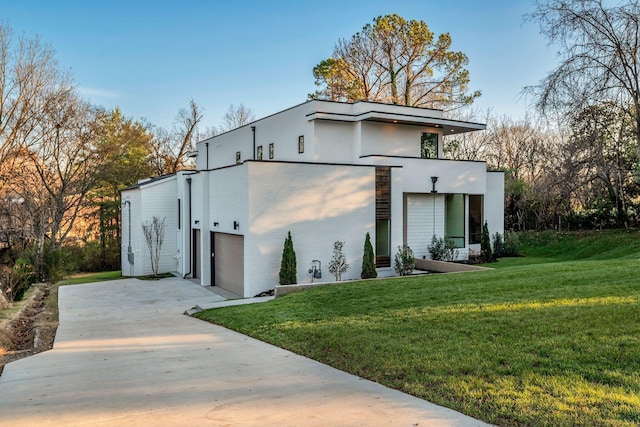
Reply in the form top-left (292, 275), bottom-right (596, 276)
top-left (445, 194), bottom-right (464, 248)
top-left (421, 132), bottom-right (438, 159)
top-left (469, 195), bottom-right (483, 244)
top-left (376, 219), bottom-right (390, 256)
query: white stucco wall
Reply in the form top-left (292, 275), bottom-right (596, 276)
top-left (121, 177), bottom-right (178, 277)
top-left (363, 156), bottom-right (487, 195)
top-left (360, 122), bottom-right (443, 158)
top-left (245, 161), bottom-right (376, 297)
top-left (313, 120), bottom-right (354, 163)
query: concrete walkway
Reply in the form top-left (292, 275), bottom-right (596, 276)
top-left (0, 277), bottom-right (490, 426)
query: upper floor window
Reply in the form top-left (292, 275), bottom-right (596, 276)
top-left (421, 132), bottom-right (438, 159)
top-left (235, 151), bottom-right (241, 164)
top-left (269, 143), bottom-right (274, 159)
top-left (257, 145), bottom-right (263, 160)
top-left (298, 135), bottom-right (304, 153)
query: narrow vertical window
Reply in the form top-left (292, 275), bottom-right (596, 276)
top-left (469, 195), bottom-right (483, 244)
top-left (178, 199), bottom-right (181, 230)
top-left (235, 151), bottom-right (241, 164)
top-left (298, 135), bottom-right (304, 153)
top-left (375, 166), bottom-right (391, 267)
top-left (257, 145), bottom-right (263, 160)
top-left (421, 132), bottom-right (438, 159)
top-left (269, 143), bottom-right (274, 159)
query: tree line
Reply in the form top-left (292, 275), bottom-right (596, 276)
top-left (3, 1), bottom-right (640, 286)
top-left (0, 23), bottom-right (254, 281)
top-left (313, 4), bottom-right (640, 231)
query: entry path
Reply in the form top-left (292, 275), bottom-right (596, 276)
top-left (0, 278), bottom-right (490, 426)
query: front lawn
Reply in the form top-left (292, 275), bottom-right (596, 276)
top-left (195, 230), bottom-right (640, 426)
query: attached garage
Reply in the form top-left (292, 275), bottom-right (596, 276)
top-left (211, 232), bottom-right (244, 296)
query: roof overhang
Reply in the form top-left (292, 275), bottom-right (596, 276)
top-left (306, 110), bottom-right (485, 135)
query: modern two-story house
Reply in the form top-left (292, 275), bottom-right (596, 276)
top-left (121, 100), bottom-right (504, 297)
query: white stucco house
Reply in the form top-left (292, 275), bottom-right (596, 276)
top-left (121, 100), bottom-right (504, 297)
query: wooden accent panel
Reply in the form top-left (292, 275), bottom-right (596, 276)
top-left (376, 255), bottom-right (391, 268)
top-left (376, 167), bottom-right (391, 219)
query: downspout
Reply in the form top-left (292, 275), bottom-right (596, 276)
top-left (205, 142), bottom-right (209, 169)
top-left (251, 126), bottom-right (256, 160)
top-left (183, 177), bottom-right (192, 279)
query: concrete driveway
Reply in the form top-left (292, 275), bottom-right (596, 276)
top-left (0, 277), bottom-right (490, 426)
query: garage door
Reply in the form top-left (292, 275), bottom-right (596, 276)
top-left (212, 233), bottom-right (244, 297)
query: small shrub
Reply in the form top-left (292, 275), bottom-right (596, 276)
top-left (394, 245), bottom-right (415, 276)
top-left (0, 258), bottom-right (35, 302)
top-left (328, 240), bottom-right (349, 281)
top-left (503, 231), bottom-right (521, 257)
top-left (481, 221), bottom-right (492, 260)
top-left (428, 235), bottom-right (459, 261)
top-left (279, 231), bottom-right (297, 285)
top-left (361, 232), bottom-right (377, 279)
top-left (492, 232), bottom-right (505, 258)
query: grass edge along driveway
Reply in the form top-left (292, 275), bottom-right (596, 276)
top-left (196, 230), bottom-right (640, 427)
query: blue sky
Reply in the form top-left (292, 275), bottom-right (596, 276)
top-left (2, 0), bottom-right (555, 129)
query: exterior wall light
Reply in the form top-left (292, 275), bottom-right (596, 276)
top-left (431, 176), bottom-right (438, 193)
top-left (233, 221), bottom-right (240, 230)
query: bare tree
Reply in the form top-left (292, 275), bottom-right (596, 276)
top-left (221, 104), bottom-right (255, 132)
top-left (527, 0), bottom-right (640, 152)
top-left (0, 23), bottom-right (71, 169)
top-left (142, 216), bottom-right (166, 276)
top-left (147, 99), bottom-right (203, 174)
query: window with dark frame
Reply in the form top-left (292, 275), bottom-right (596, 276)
top-left (235, 151), bottom-right (241, 164)
top-left (375, 167), bottom-right (391, 268)
top-left (298, 135), bottom-right (304, 153)
top-left (178, 199), bottom-right (181, 229)
top-left (257, 145), bottom-right (263, 160)
top-left (269, 143), bottom-right (274, 159)
top-left (421, 132), bottom-right (438, 159)
top-left (469, 195), bottom-right (483, 244)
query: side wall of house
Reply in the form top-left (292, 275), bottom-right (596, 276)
top-left (246, 161), bottom-right (376, 297)
top-left (121, 178), bottom-right (178, 276)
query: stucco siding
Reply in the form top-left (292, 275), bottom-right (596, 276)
top-left (246, 161), bottom-right (376, 297)
top-left (121, 177), bottom-right (177, 276)
top-left (313, 120), bottom-right (354, 163)
top-left (361, 121), bottom-right (442, 158)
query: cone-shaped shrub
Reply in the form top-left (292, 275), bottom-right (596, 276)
top-left (361, 232), bottom-right (377, 279)
top-left (279, 231), bottom-right (297, 285)
top-left (481, 221), bottom-right (492, 261)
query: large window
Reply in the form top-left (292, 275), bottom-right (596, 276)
top-left (421, 132), bottom-right (438, 159)
top-left (445, 194), bottom-right (465, 248)
top-left (469, 195), bottom-right (483, 244)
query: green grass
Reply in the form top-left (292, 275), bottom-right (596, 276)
top-left (59, 270), bottom-right (123, 285)
top-left (195, 230), bottom-right (640, 426)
